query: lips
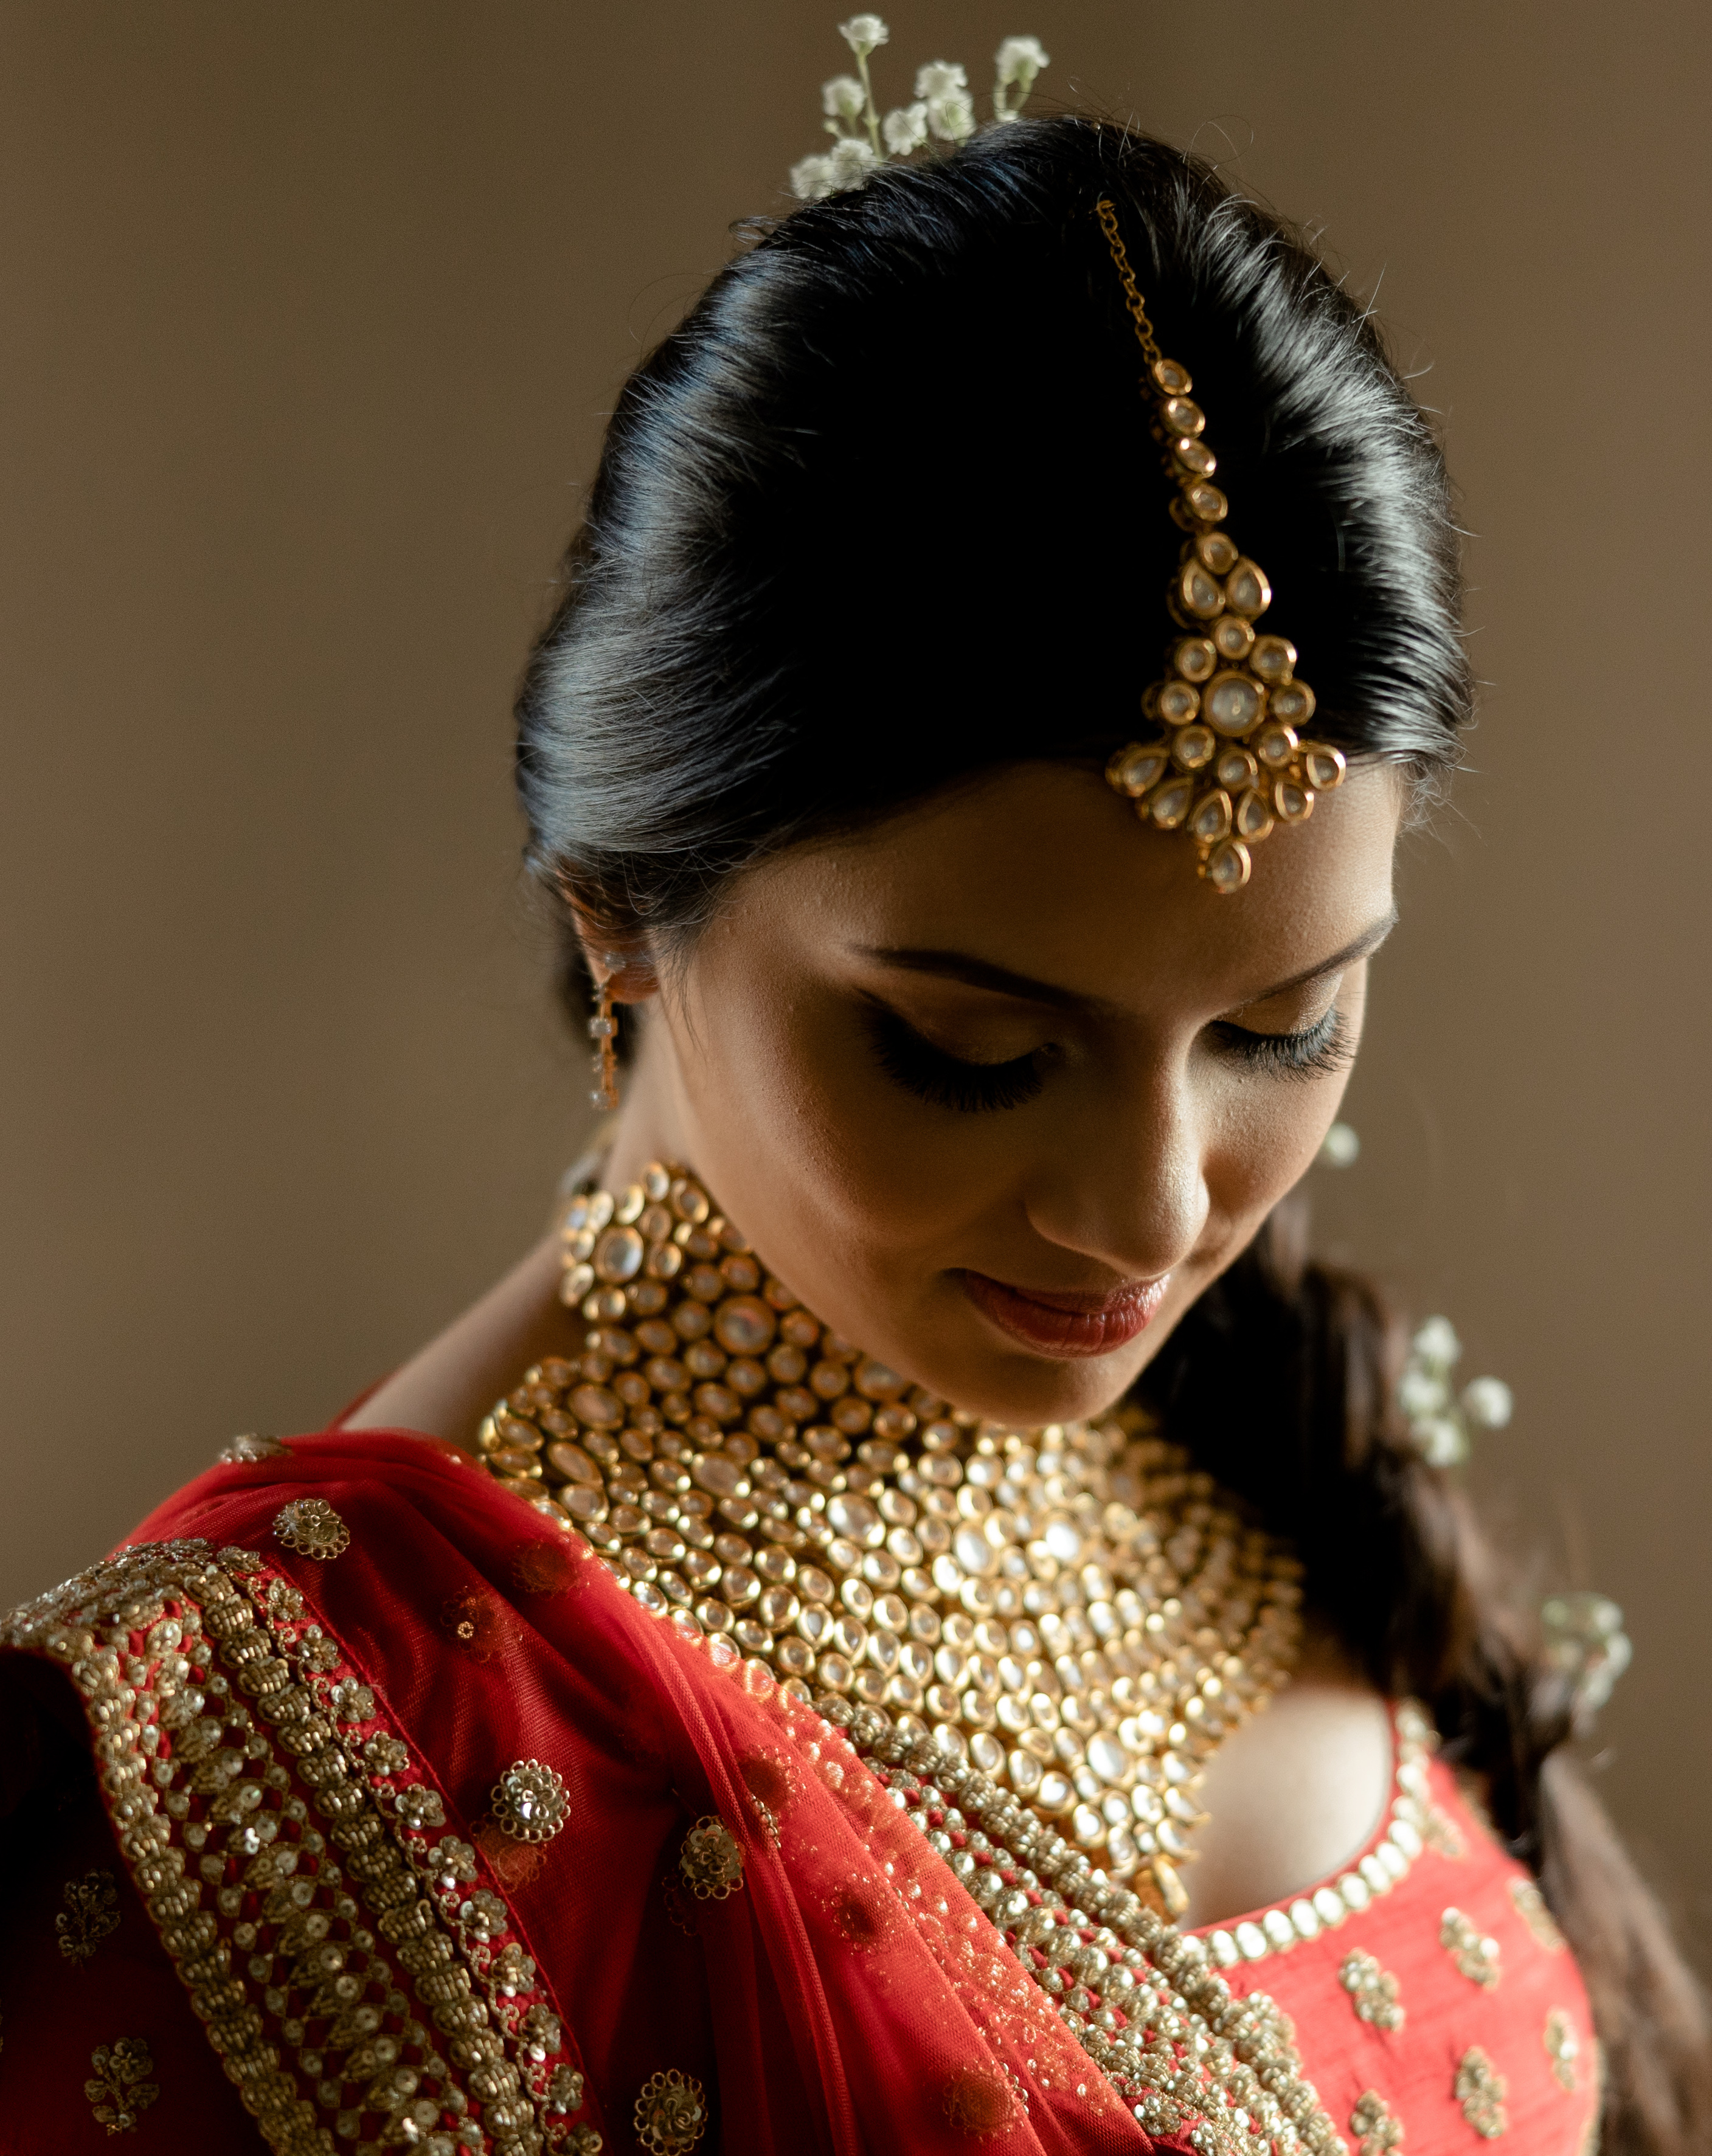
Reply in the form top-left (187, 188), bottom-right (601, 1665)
top-left (955, 1269), bottom-right (1169, 1360)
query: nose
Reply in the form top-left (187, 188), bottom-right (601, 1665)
top-left (1021, 1060), bottom-right (1209, 1282)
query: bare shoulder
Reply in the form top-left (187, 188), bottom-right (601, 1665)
top-left (344, 1232), bottom-right (567, 1445)
top-left (1181, 1629), bottom-right (1392, 1929)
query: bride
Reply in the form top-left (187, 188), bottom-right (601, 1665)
top-left (2, 41), bottom-right (1704, 2156)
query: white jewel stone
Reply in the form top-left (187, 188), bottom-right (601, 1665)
top-left (1289, 1898), bottom-right (1321, 1940)
top-left (1224, 560), bottom-right (1270, 617)
top-left (1270, 682), bottom-right (1317, 724)
top-left (1303, 745), bottom-right (1345, 789)
top-left (1205, 841), bottom-right (1250, 894)
top-left (1148, 777), bottom-right (1194, 829)
top-left (1170, 725), bottom-right (1215, 772)
top-left (1112, 744), bottom-right (1168, 796)
top-left (1208, 1930), bottom-right (1239, 1966)
top-left (1313, 1885), bottom-right (1346, 1928)
top-left (953, 1527), bottom-right (994, 1577)
top-left (1203, 672), bottom-right (1264, 736)
top-left (1273, 779), bottom-right (1313, 823)
top-left (1263, 1909), bottom-right (1297, 1950)
top-left (1086, 1733), bottom-right (1128, 1785)
top-left (1236, 1921), bottom-right (1269, 1960)
top-left (1340, 1872), bottom-right (1371, 1912)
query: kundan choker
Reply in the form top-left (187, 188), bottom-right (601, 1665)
top-left (474, 1162), bottom-right (1303, 1923)
top-left (470, 1162), bottom-right (1351, 2155)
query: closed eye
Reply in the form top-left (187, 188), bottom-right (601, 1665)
top-left (1207, 1004), bottom-right (1354, 1080)
top-left (862, 1001), bottom-right (1048, 1114)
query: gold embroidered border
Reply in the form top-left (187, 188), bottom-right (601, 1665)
top-left (624, 1584), bottom-right (1343, 2156)
top-left (1, 1537), bottom-right (598, 2156)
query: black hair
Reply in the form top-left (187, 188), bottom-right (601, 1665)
top-left (515, 117), bottom-right (1708, 2152)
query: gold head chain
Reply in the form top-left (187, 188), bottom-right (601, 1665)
top-left (1095, 197), bottom-right (1347, 894)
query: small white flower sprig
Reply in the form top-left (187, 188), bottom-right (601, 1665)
top-left (1398, 1314), bottom-right (1514, 1468)
top-left (791, 18), bottom-right (1049, 201)
top-left (1541, 1590), bottom-right (1633, 1724)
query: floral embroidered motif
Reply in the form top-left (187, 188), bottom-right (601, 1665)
top-left (679, 1816), bottom-right (745, 1901)
top-left (634, 2067), bottom-right (709, 2153)
top-left (1511, 1876), bottom-right (1567, 1952)
top-left (1350, 2090), bottom-right (1403, 2154)
top-left (943, 2062), bottom-right (1025, 2136)
top-left (1339, 1949), bottom-right (1405, 2031)
top-left (1441, 1906), bottom-right (1502, 1987)
top-left (56, 1870), bottom-right (121, 1966)
top-left (1456, 2048), bottom-right (1509, 2138)
top-left (271, 1495), bottom-right (349, 1558)
top-left (825, 1871), bottom-right (898, 1950)
top-left (441, 1588), bottom-right (511, 1662)
top-left (216, 1432), bottom-right (290, 1463)
top-left (84, 2039), bottom-right (159, 2135)
top-left (1545, 2009), bottom-right (1581, 2091)
top-left (490, 1758), bottom-right (570, 1844)
top-left (511, 1538), bottom-right (584, 1596)
top-left (1422, 1805), bottom-right (1465, 1859)
top-left (1, 1538), bottom-right (594, 2154)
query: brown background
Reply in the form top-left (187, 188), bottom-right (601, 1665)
top-left (1, 1), bottom-right (1706, 1974)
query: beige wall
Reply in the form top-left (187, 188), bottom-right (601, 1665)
top-left (2, 1), bottom-right (1705, 1972)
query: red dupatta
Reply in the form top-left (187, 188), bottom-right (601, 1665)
top-left (0, 1428), bottom-right (1175, 2154)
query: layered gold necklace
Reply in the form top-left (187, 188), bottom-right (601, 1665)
top-left (478, 1162), bottom-right (1302, 1909)
top-left (473, 1162), bottom-right (1339, 2153)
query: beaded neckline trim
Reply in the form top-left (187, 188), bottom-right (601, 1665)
top-left (1199, 1699), bottom-right (1435, 1969)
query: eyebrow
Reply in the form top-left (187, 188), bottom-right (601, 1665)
top-left (854, 910), bottom-right (1399, 1018)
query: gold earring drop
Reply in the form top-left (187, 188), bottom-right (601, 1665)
top-left (588, 953), bottom-right (623, 1112)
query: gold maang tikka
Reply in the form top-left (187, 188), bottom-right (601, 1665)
top-left (1095, 197), bottom-right (1347, 894)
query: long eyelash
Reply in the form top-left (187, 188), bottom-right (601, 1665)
top-left (864, 1003), bottom-right (1047, 1114)
top-left (1211, 1005), bottom-right (1356, 1081)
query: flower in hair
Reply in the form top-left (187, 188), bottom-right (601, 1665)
top-left (839, 13), bottom-right (889, 56)
top-left (996, 34), bottom-right (1049, 89)
top-left (913, 58), bottom-right (968, 100)
top-left (822, 74), bottom-right (867, 122)
top-left (926, 86), bottom-right (977, 142)
top-left (882, 102), bottom-right (929, 154)
top-left (1398, 1315), bottom-right (1513, 1467)
top-left (789, 19), bottom-right (1048, 198)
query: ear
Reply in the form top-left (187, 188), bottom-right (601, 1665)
top-left (567, 908), bottom-right (661, 1006)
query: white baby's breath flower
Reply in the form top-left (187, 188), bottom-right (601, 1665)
top-left (926, 87), bottom-right (976, 142)
top-left (1460, 1376), bottom-right (1514, 1430)
top-left (882, 101), bottom-right (929, 154)
top-left (822, 74), bottom-right (867, 123)
top-left (914, 58), bottom-right (968, 100)
top-left (789, 152), bottom-right (839, 201)
top-left (1410, 1315), bottom-right (1461, 1370)
top-left (996, 34), bottom-right (1049, 86)
top-left (1413, 1415), bottom-right (1468, 1469)
top-left (1319, 1121), bottom-right (1360, 1167)
top-left (825, 135), bottom-right (881, 190)
top-left (839, 13), bottom-right (889, 57)
top-left (1398, 1366), bottom-right (1449, 1420)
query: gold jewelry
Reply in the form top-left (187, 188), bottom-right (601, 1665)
top-left (481, 1161), bottom-right (1301, 1921)
top-left (587, 953), bottom-right (623, 1113)
top-left (475, 1163), bottom-right (1350, 2156)
top-left (1095, 197), bottom-right (1348, 895)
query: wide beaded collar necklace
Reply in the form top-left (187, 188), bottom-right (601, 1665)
top-left (477, 1161), bottom-right (1303, 1924)
top-left (470, 1166), bottom-right (1343, 2155)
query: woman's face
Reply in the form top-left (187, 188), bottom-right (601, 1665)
top-left (611, 760), bottom-right (1400, 1429)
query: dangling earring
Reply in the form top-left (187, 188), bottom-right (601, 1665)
top-left (588, 952), bottom-right (623, 1113)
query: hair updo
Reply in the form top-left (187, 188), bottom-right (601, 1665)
top-left (515, 117), bottom-right (1708, 2152)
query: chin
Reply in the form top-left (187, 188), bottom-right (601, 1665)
top-left (917, 1338), bottom-right (1149, 1431)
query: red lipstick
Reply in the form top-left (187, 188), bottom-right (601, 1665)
top-left (955, 1270), bottom-right (1169, 1359)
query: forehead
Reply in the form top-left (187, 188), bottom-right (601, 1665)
top-left (738, 761), bottom-right (1401, 1012)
